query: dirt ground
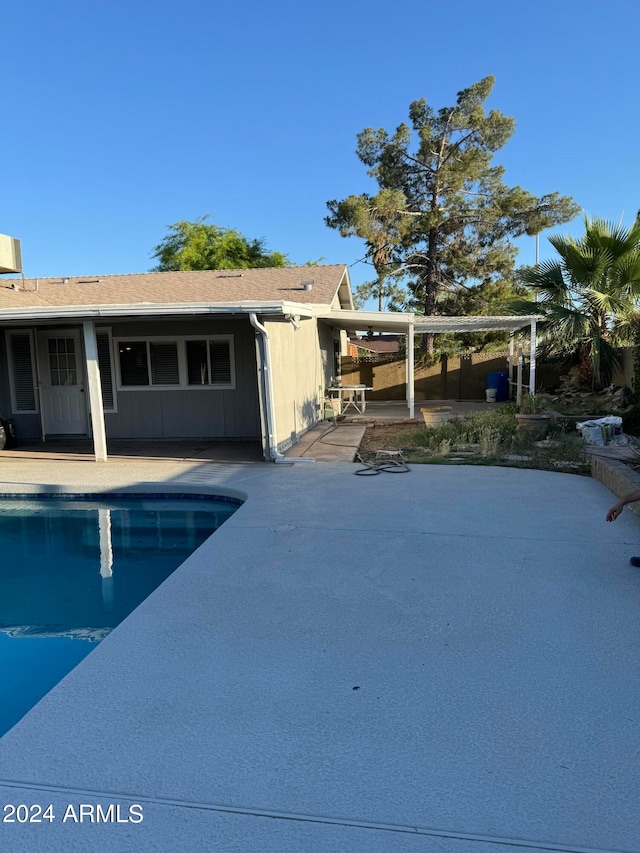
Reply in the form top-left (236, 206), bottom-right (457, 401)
top-left (358, 423), bottom-right (424, 453)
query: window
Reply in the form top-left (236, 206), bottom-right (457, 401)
top-left (186, 339), bottom-right (232, 386)
top-left (119, 341), bottom-right (150, 386)
top-left (115, 336), bottom-right (234, 390)
top-left (149, 342), bottom-right (179, 385)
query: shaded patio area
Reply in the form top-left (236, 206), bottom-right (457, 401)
top-left (0, 438), bottom-right (264, 464)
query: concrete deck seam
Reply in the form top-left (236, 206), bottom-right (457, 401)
top-left (0, 780), bottom-right (619, 853)
top-left (224, 521), bottom-right (637, 546)
top-left (172, 470), bottom-right (290, 485)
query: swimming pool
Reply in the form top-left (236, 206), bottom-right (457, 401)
top-left (0, 493), bottom-right (241, 738)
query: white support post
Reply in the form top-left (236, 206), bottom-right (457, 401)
top-left (517, 346), bottom-right (523, 405)
top-left (406, 325), bottom-right (415, 419)
top-left (529, 319), bottom-right (537, 395)
top-left (82, 320), bottom-right (107, 462)
top-left (508, 332), bottom-right (514, 399)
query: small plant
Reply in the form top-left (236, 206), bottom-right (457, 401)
top-left (478, 427), bottom-right (501, 457)
top-left (518, 393), bottom-right (546, 414)
top-left (434, 439), bottom-right (451, 457)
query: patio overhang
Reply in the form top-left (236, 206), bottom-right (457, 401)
top-left (413, 315), bottom-right (541, 333)
top-left (316, 308), bottom-right (414, 334)
top-left (318, 310), bottom-right (540, 335)
top-left (320, 310), bottom-right (543, 419)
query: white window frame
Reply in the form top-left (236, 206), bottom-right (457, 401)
top-left (6, 329), bottom-right (39, 414)
top-left (113, 335), bottom-right (235, 391)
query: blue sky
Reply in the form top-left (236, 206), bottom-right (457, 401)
top-left (3, 0), bottom-right (640, 297)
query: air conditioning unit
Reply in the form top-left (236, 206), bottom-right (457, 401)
top-left (0, 234), bottom-right (22, 274)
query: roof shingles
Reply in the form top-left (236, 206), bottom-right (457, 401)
top-left (0, 265), bottom-right (348, 311)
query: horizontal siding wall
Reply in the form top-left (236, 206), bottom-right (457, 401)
top-left (266, 317), bottom-right (324, 451)
top-left (104, 317), bottom-right (260, 439)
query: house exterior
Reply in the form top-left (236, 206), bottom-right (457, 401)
top-left (347, 334), bottom-right (400, 357)
top-left (0, 265), bottom-right (355, 461)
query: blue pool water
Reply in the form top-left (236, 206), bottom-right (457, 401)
top-left (0, 494), bottom-right (240, 738)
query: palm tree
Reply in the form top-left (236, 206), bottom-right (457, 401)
top-left (511, 215), bottom-right (640, 389)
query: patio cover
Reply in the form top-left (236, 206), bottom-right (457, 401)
top-left (318, 310), bottom-right (542, 417)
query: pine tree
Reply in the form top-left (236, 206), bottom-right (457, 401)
top-left (327, 76), bottom-right (579, 352)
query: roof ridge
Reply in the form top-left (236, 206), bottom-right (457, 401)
top-left (10, 264), bottom-right (347, 282)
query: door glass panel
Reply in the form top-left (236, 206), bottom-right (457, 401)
top-left (48, 338), bottom-right (78, 386)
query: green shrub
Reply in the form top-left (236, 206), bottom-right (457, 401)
top-left (412, 405), bottom-right (518, 450)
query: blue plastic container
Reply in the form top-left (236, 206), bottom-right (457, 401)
top-left (486, 372), bottom-right (508, 402)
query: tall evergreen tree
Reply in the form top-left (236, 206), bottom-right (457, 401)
top-left (326, 76), bottom-right (579, 352)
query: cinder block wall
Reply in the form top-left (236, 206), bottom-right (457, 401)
top-left (591, 455), bottom-right (640, 519)
top-left (341, 352), bottom-right (570, 400)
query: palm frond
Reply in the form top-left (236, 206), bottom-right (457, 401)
top-left (591, 336), bottom-right (622, 386)
top-left (584, 215), bottom-right (640, 256)
top-left (616, 251), bottom-right (640, 298)
top-left (563, 244), bottom-right (613, 288)
top-left (586, 288), bottom-right (635, 318)
top-left (608, 314), bottom-right (638, 346)
top-left (506, 298), bottom-right (541, 316)
top-left (518, 261), bottom-right (571, 302)
top-left (542, 303), bottom-right (591, 336)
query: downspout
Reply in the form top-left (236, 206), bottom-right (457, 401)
top-left (249, 313), bottom-right (315, 463)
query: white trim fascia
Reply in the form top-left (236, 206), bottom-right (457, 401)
top-left (0, 301), bottom-right (318, 322)
top-left (339, 267), bottom-right (355, 311)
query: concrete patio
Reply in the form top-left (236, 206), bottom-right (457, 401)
top-left (0, 456), bottom-right (639, 852)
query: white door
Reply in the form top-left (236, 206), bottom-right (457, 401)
top-left (38, 331), bottom-right (88, 435)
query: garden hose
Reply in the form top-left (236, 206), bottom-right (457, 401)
top-left (355, 450), bottom-right (411, 475)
